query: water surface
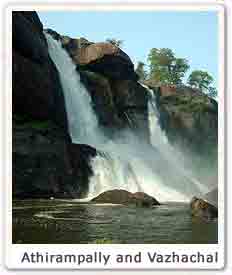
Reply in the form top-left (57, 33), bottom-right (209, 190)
top-left (12, 199), bottom-right (217, 244)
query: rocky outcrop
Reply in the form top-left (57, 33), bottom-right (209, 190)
top-left (77, 43), bottom-right (136, 80)
top-left (13, 12), bottom-right (68, 130)
top-left (79, 70), bottom-right (122, 128)
top-left (91, 189), bottom-right (160, 207)
top-left (12, 12), bottom-right (96, 199)
top-left (13, 118), bottom-right (96, 198)
top-left (151, 85), bottom-right (217, 157)
top-left (190, 196), bottom-right (218, 221)
top-left (46, 28), bottom-right (137, 80)
top-left (46, 28), bottom-right (149, 139)
top-left (146, 84), bottom-right (218, 180)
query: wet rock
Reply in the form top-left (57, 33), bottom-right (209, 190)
top-left (133, 192), bottom-right (160, 207)
top-left (13, 12), bottom-right (68, 130)
top-left (45, 28), bottom-right (149, 138)
top-left (150, 84), bottom-right (218, 158)
top-left (79, 70), bottom-right (121, 128)
top-left (13, 11), bottom-right (47, 63)
top-left (12, 12), bottom-right (96, 198)
top-left (91, 189), bottom-right (160, 207)
top-left (190, 196), bottom-right (218, 221)
top-left (204, 188), bottom-right (218, 207)
top-left (80, 71), bottom-right (149, 139)
top-left (13, 120), bottom-right (96, 199)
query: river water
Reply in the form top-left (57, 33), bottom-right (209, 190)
top-left (12, 200), bottom-right (217, 244)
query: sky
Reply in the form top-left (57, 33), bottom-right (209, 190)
top-left (38, 11), bottom-right (218, 87)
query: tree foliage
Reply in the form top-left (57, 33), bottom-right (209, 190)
top-left (188, 70), bottom-right (213, 90)
top-left (147, 48), bottom-right (189, 85)
top-left (188, 70), bottom-right (217, 98)
top-left (106, 38), bottom-right (123, 48)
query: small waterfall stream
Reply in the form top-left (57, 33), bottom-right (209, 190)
top-left (46, 33), bottom-right (207, 202)
top-left (147, 85), bottom-right (209, 194)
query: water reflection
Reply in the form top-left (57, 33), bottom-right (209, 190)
top-left (12, 200), bottom-right (218, 244)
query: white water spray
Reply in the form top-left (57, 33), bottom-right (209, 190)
top-left (147, 85), bottom-right (209, 194)
top-left (45, 33), bottom-right (105, 146)
top-left (46, 33), bottom-right (207, 202)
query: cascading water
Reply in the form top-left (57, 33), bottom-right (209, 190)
top-left (45, 33), bottom-right (105, 146)
top-left (46, 33), bottom-right (207, 203)
top-left (146, 85), bottom-right (209, 194)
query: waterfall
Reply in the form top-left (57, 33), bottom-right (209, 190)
top-left (146, 85), bottom-right (209, 195)
top-left (46, 33), bottom-right (207, 203)
top-left (45, 33), bottom-right (105, 146)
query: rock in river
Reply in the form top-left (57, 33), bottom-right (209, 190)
top-left (91, 189), bottom-right (160, 207)
top-left (190, 196), bottom-right (218, 221)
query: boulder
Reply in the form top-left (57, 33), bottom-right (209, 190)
top-left (46, 29), bottom-right (137, 81)
top-left (133, 192), bottom-right (160, 207)
top-left (91, 189), bottom-right (160, 207)
top-left (190, 196), bottom-right (218, 221)
top-left (204, 188), bottom-right (218, 207)
top-left (77, 43), bottom-right (137, 80)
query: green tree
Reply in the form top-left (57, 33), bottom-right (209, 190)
top-left (135, 61), bottom-right (147, 81)
top-left (188, 70), bottom-right (217, 98)
top-left (106, 38), bottom-right (123, 48)
top-left (147, 48), bottom-right (189, 85)
top-left (188, 70), bottom-right (213, 91)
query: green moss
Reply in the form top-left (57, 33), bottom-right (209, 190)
top-left (26, 121), bottom-right (52, 130)
top-left (13, 114), bottom-right (52, 130)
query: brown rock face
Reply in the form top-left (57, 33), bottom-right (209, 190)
top-left (46, 28), bottom-right (137, 80)
top-left (190, 196), bottom-right (218, 221)
top-left (91, 189), bottom-right (160, 207)
top-left (77, 43), bottom-right (136, 80)
top-left (78, 42), bottom-right (122, 64)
